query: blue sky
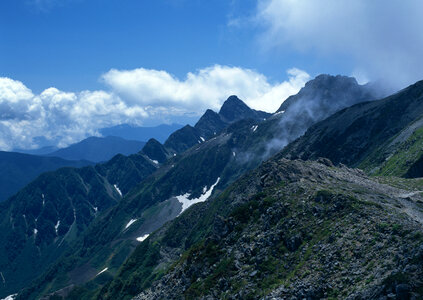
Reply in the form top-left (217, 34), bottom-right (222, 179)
top-left (0, 0), bottom-right (346, 93)
top-left (0, 0), bottom-right (422, 150)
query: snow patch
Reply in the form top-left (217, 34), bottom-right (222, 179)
top-left (147, 156), bottom-right (159, 165)
top-left (176, 178), bottom-right (220, 215)
top-left (232, 151), bottom-right (236, 157)
top-left (251, 125), bottom-right (258, 132)
top-left (55, 220), bottom-right (60, 235)
top-left (198, 140), bottom-right (201, 144)
top-left (1, 294), bottom-right (17, 300)
top-left (125, 219), bottom-right (137, 229)
top-left (136, 234), bottom-right (149, 242)
top-left (114, 184), bottom-right (122, 197)
top-left (33, 228), bottom-right (38, 236)
top-left (96, 268), bottom-right (108, 276)
top-left (200, 136), bottom-right (205, 142)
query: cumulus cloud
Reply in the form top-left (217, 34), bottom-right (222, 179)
top-left (102, 65), bottom-right (309, 113)
top-left (0, 65), bottom-right (309, 150)
top-left (256, 0), bottom-right (423, 88)
top-left (0, 78), bottom-right (148, 150)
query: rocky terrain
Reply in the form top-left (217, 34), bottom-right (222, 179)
top-left (129, 158), bottom-right (423, 300)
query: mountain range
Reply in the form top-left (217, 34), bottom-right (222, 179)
top-left (45, 136), bottom-right (146, 163)
top-left (0, 136), bottom-right (147, 203)
top-left (0, 152), bottom-right (92, 203)
top-left (1, 74), bottom-right (423, 299)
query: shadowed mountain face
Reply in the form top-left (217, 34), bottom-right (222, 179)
top-left (143, 95), bottom-right (270, 158)
top-left (141, 138), bottom-right (169, 164)
top-left (13, 74), bottom-right (391, 300)
top-left (219, 95), bottom-right (269, 123)
top-left (281, 80), bottom-right (423, 177)
top-left (0, 153), bottom-right (157, 297)
top-left (163, 125), bottom-right (203, 154)
top-left (47, 136), bottom-right (146, 163)
top-left (194, 109), bottom-right (226, 138)
top-left (0, 151), bottom-right (92, 202)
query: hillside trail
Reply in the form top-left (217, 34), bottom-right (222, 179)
top-left (396, 191), bottom-right (423, 226)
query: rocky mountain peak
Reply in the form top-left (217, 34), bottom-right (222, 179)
top-left (306, 74), bottom-right (358, 88)
top-left (277, 74), bottom-right (373, 113)
top-left (141, 138), bottom-right (169, 163)
top-left (218, 95), bottom-right (256, 123)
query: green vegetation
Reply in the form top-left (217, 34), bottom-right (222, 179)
top-left (360, 124), bottom-right (423, 177)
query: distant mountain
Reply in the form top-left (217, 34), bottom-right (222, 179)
top-left (99, 123), bottom-right (184, 143)
top-left (281, 79), bottom-right (423, 177)
top-left (0, 151), bottom-right (92, 203)
top-left (14, 146), bottom-right (59, 155)
top-left (16, 75), bottom-right (387, 299)
top-left (47, 136), bottom-right (146, 163)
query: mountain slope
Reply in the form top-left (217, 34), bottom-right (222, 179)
top-left (47, 136), bottom-right (146, 163)
top-left (105, 158), bottom-right (423, 299)
top-left (15, 74), bottom-right (383, 299)
top-left (281, 80), bottom-right (423, 177)
top-left (193, 109), bottom-right (226, 139)
top-left (163, 125), bottom-right (203, 154)
top-left (0, 154), bottom-right (157, 298)
top-left (0, 151), bottom-right (92, 202)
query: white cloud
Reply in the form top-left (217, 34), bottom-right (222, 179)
top-left (256, 0), bottom-right (423, 88)
top-left (102, 65), bottom-right (309, 113)
top-left (0, 65), bottom-right (309, 150)
top-left (0, 78), bottom-right (148, 150)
